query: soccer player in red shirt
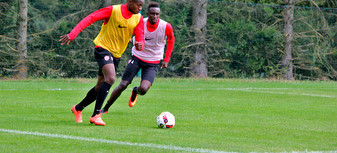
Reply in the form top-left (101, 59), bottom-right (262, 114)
top-left (59, 0), bottom-right (145, 126)
top-left (101, 2), bottom-right (175, 113)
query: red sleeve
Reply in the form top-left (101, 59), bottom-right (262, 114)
top-left (68, 6), bottom-right (112, 40)
top-left (133, 16), bottom-right (145, 51)
top-left (164, 23), bottom-right (175, 62)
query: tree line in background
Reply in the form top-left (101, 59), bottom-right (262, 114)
top-left (1, 0), bottom-right (337, 80)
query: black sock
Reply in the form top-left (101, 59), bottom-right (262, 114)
top-left (76, 87), bottom-right (97, 111)
top-left (103, 99), bottom-right (116, 112)
top-left (103, 84), bottom-right (128, 111)
top-left (130, 87), bottom-right (138, 101)
top-left (92, 82), bottom-right (111, 117)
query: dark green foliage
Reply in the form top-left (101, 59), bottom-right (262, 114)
top-left (206, 2), bottom-right (283, 78)
top-left (1, 0), bottom-right (337, 80)
top-left (0, 1), bottom-right (18, 77)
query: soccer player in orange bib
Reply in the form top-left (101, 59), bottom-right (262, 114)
top-left (101, 2), bottom-right (175, 113)
top-left (59, 0), bottom-right (145, 126)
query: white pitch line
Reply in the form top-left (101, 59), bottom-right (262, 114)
top-left (216, 88), bottom-right (336, 98)
top-left (0, 87), bottom-right (336, 98)
top-left (0, 128), bottom-right (226, 153)
top-left (156, 88), bottom-right (336, 98)
top-left (1, 129), bottom-right (336, 153)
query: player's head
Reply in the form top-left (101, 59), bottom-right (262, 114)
top-left (147, 2), bottom-right (160, 24)
top-left (127, 0), bottom-right (144, 14)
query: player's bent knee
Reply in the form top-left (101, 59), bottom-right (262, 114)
top-left (105, 77), bottom-right (116, 85)
top-left (139, 86), bottom-right (149, 95)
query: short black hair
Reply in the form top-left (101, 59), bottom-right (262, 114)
top-left (148, 2), bottom-right (160, 11)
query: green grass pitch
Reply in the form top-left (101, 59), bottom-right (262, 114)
top-left (0, 78), bottom-right (336, 152)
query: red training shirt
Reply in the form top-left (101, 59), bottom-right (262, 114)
top-left (68, 4), bottom-right (144, 51)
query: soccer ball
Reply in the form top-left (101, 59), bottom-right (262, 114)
top-left (156, 112), bottom-right (175, 128)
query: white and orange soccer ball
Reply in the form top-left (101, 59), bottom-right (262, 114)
top-left (156, 112), bottom-right (175, 128)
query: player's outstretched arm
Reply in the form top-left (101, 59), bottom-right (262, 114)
top-left (59, 6), bottom-right (112, 46)
top-left (59, 34), bottom-right (73, 45)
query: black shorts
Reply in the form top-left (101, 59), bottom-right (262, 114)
top-left (122, 56), bottom-right (159, 84)
top-left (94, 47), bottom-right (120, 76)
